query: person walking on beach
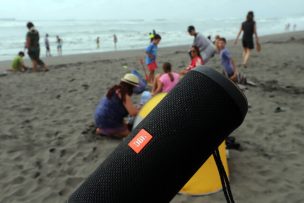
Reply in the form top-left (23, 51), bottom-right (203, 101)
top-left (187, 25), bottom-right (216, 64)
top-left (96, 37), bottom-right (100, 49)
top-left (234, 11), bottom-right (260, 68)
top-left (25, 22), bottom-right (48, 72)
top-left (94, 73), bottom-right (139, 138)
top-left (113, 34), bottom-right (118, 50)
top-left (45, 34), bottom-right (51, 57)
top-left (56, 35), bottom-right (63, 56)
top-left (145, 34), bottom-right (161, 83)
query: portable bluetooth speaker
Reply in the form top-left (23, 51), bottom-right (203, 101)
top-left (68, 66), bottom-right (248, 203)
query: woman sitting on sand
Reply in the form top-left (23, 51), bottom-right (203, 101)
top-left (94, 73), bottom-right (139, 138)
top-left (152, 62), bottom-right (180, 95)
top-left (180, 46), bottom-right (203, 75)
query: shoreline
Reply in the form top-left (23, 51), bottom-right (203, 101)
top-left (0, 31), bottom-right (303, 72)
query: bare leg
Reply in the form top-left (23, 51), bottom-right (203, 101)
top-left (96, 128), bottom-right (130, 138)
top-left (113, 129), bottom-right (131, 138)
top-left (152, 73), bottom-right (161, 93)
top-left (243, 48), bottom-right (251, 67)
top-left (149, 70), bottom-right (155, 84)
top-left (32, 60), bottom-right (38, 72)
top-left (242, 48), bottom-right (246, 60)
top-left (37, 59), bottom-right (48, 71)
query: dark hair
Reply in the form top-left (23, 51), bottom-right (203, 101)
top-left (27, 22), bottom-right (34, 29)
top-left (219, 37), bottom-right (227, 43)
top-left (191, 45), bottom-right (201, 58)
top-left (163, 62), bottom-right (174, 82)
top-left (106, 81), bottom-right (134, 102)
top-left (18, 51), bottom-right (25, 57)
top-left (247, 11), bottom-right (254, 22)
top-left (188, 25), bottom-right (195, 33)
top-left (154, 34), bottom-right (161, 40)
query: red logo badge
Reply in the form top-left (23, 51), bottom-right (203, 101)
top-left (128, 129), bottom-right (153, 154)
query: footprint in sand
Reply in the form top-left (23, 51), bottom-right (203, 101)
top-left (11, 176), bottom-right (26, 185)
top-left (58, 187), bottom-right (71, 196)
top-left (60, 149), bottom-right (66, 157)
top-left (81, 84), bottom-right (90, 90)
top-left (33, 171), bottom-right (41, 179)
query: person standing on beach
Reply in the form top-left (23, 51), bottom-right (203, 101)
top-left (45, 34), bottom-right (51, 57)
top-left (94, 73), bottom-right (139, 138)
top-left (96, 37), bottom-right (100, 49)
top-left (25, 22), bottom-right (48, 72)
top-left (56, 36), bottom-right (63, 56)
top-left (145, 34), bottom-right (161, 83)
top-left (113, 34), bottom-right (118, 50)
top-left (234, 11), bottom-right (260, 68)
top-left (187, 25), bottom-right (216, 64)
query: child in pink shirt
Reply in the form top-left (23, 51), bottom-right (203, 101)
top-left (152, 62), bottom-right (179, 95)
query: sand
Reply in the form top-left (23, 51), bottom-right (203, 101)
top-left (0, 31), bottom-right (304, 203)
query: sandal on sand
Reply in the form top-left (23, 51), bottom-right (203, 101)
top-left (226, 136), bottom-right (241, 150)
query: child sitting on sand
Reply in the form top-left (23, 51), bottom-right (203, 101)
top-left (145, 34), bottom-right (161, 83)
top-left (94, 73), bottom-right (140, 138)
top-left (217, 37), bottom-right (246, 84)
top-left (11, 52), bottom-right (28, 72)
top-left (152, 62), bottom-right (180, 95)
top-left (180, 46), bottom-right (203, 75)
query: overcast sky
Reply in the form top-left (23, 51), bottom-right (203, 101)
top-left (1, 0), bottom-right (303, 20)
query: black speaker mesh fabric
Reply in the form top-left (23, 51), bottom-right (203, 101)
top-left (68, 67), bottom-right (247, 203)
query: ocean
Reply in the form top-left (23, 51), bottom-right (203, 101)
top-left (0, 15), bottom-right (303, 61)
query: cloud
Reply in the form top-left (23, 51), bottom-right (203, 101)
top-left (0, 0), bottom-right (303, 20)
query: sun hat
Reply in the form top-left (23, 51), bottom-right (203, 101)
top-left (121, 73), bottom-right (139, 86)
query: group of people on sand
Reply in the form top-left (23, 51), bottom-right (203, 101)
top-left (11, 22), bottom-right (49, 72)
top-left (11, 21), bottom-right (67, 72)
top-left (45, 34), bottom-right (63, 57)
top-left (94, 11), bottom-right (260, 138)
top-left (96, 34), bottom-right (118, 50)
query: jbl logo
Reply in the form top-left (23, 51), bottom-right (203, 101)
top-left (128, 129), bottom-right (153, 154)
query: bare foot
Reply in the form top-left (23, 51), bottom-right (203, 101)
top-left (95, 128), bottom-right (101, 135)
